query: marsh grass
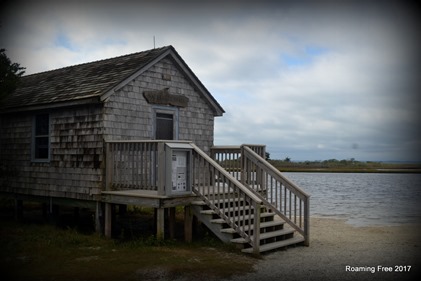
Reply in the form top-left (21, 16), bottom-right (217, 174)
top-left (0, 202), bottom-right (255, 281)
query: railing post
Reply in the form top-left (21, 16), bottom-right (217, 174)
top-left (240, 145), bottom-right (246, 185)
top-left (157, 142), bottom-right (166, 196)
top-left (210, 147), bottom-right (216, 161)
top-left (304, 196), bottom-right (310, 246)
top-left (252, 201), bottom-right (261, 255)
top-left (260, 145), bottom-right (266, 194)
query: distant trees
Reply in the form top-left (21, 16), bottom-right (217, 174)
top-left (268, 157), bottom-right (369, 170)
top-left (0, 49), bottom-right (25, 102)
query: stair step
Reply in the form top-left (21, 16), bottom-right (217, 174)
top-left (220, 220), bottom-right (285, 233)
top-left (192, 197), bottom-right (245, 206)
top-left (210, 212), bottom-right (275, 224)
top-left (213, 197), bottom-right (245, 205)
top-left (242, 236), bottom-right (305, 254)
top-left (220, 228), bottom-right (237, 234)
top-left (196, 186), bottom-right (235, 196)
top-left (200, 206), bottom-right (264, 216)
top-left (210, 218), bottom-right (227, 224)
top-left (193, 199), bottom-right (250, 211)
top-left (191, 200), bottom-right (207, 206)
top-left (200, 209), bottom-right (217, 215)
top-left (231, 228), bottom-right (295, 244)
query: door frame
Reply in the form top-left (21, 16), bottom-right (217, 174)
top-left (152, 106), bottom-right (179, 140)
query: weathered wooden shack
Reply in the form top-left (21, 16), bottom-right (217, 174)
top-left (0, 46), bottom-right (309, 254)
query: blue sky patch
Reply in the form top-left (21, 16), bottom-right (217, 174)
top-left (282, 45), bottom-right (329, 67)
top-left (305, 46), bottom-right (329, 56)
top-left (54, 33), bottom-right (75, 50)
top-left (282, 54), bottom-right (312, 66)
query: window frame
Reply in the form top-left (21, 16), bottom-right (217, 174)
top-left (32, 113), bottom-right (51, 162)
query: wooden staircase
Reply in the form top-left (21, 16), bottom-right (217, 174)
top-left (191, 196), bottom-right (305, 254)
top-left (190, 143), bottom-right (310, 254)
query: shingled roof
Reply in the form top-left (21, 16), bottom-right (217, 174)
top-left (0, 45), bottom-right (224, 115)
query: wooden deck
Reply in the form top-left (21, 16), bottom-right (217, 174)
top-left (102, 141), bottom-right (310, 253)
top-left (101, 189), bottom-right (197, 208)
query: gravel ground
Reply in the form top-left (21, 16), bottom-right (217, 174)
top-left (225, 217), bottom-right (421, 281)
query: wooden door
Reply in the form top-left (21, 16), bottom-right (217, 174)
top-left (155, 112), bottom-right (174, 140)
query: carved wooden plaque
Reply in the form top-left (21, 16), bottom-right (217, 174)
top-left (143, 88), bottom-right (189, 107)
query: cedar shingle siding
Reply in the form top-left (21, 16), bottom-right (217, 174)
top-left (0, 46), bottom-right (223, 201)
top-left (104, 57), bottom-right (216, 151)
top-left (0, 105), bottom-right (104, 199)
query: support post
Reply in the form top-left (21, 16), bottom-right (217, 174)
top-left (184, 205), bottom-right (193, 242)
top-left (95, 201), bottom-right (102, 234)
top-left (169, 207), bottom-right (176, 239)
top-left (104, 203), bottom-right (112, 238)
top-left (156, 207), bottom-right (165, 240)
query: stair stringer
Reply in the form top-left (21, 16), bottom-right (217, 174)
top-left (191, 203), bottom-right (234, 243)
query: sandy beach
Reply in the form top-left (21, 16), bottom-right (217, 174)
top-left (227, 217), bottom-right (421, 281)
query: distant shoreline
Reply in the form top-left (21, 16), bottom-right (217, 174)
top-left (278, 168), bottom-right (421, 173)
top-left (267, 159), bottom-right (421, 174)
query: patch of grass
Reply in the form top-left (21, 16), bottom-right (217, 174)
top-left (0, 218), bottom-right (255, 281)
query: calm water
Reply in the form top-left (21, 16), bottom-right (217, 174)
top-left (283, 172), bottom-right (421, 226)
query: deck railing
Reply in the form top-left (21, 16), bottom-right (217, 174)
top-left (105, 140), bottom-right (164, 192)
top-left (212, 144), bottom-right (310, 246)
top-left (211, 145), bottom-right (266, 182)
top-left (210, 146), bottom-right (241, 181)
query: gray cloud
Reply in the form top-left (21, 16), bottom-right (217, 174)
top-left (1, 0), bottom-right (419, 161)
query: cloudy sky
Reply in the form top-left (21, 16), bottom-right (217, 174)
top-left (1, 0), bottom-right (420, 162)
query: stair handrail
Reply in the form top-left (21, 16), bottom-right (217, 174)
top-left (242, 145), bottom-right (310, 246)
top-left (190, 143), bottom-right (263, 254)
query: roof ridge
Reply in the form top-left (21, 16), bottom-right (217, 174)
top-left (24, 45), bottom-right (173, 77)
top-left (1, 44), bottom-right (224, 116)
